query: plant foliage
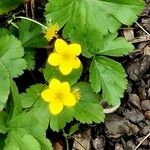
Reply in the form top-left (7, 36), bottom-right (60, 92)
top-left (0, 0), bottom-right (145, 149)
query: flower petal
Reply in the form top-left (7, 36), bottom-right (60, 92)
top-left (55, 39), bottom-right (68, 54)
top-left (61, 82), bottom-right (70, 93)
top-left (49, 100), bottom-right (63, 115)
top-left (63, 93), bottom-right (76, 106)
top-left (49, 78), bottom-right (61, 91)
top-left (68, 44), bottom-right (81, 56)
top-left (41, 89), bottom-right (52, 102)
top-left (73, 57), bottom-right (81, 69)
top-left (59, 63), bottom-right (73, 75)
top-left (48, 53), bottom-right (62, 66)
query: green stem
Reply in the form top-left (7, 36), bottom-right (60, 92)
top-left (63, 130), bottom-right (69, 150)
top-left (8, 19), bottom-right (19, 29)
top-left (65, 135), bottom-right (69, 150)
top-left (14, 16), bottom-right (47, 30)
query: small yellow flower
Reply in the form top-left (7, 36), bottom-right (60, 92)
top-left (45, 23), bottom-right (59, 41)
top-left (48, 39), bottom-right (81, 75)
top-left (41, 78), bottom-right (76, 115)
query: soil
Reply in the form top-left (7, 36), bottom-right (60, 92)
top-left (1, 0), bottom-right (150, 150)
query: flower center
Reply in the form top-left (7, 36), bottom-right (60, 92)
top-left (63, 53), bottom-right (71, 60)
top-left (56, 92), bottom-right (64, 100)
top-left (73, 89), bottom-right (81, 101)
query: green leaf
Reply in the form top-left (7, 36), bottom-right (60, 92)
top-left (8, 81), bottom-right (22, 119)
top-left (0, 112), bottom-right (8, 134)
top-left (21, 84), bottom-right (43, 108)
top-left (73, 82), bottom-right (105, 123)
top-left (4, 131), bottom-right (20, 150)
top-left (96, 34), bottom-right (134, 56)
top-left (0, 28), bottom-right (11, 37)
top-left (13, 85), bottom-right (52, 149)
top-left (0, 0), bottom-right (25, 15)
top-left (0, 134), bottom-right (6, 149)
top-left (0, 61), bottom-right (10, 111)
top-left (43, 63), bottom-right (82, 85)
top-left (73, 82), bottom-right (100, 103)
top-left (46, 0), bottom-right (144, 33)
top-left (8, 112), bottom-right (39, 133)
top-left (50, 107), bottom-right (75, 131)
top-left (0, 34), bottom-right (27, 78)
top-left (28, 105), bottom-right (52, 150)
top-left (4, 129), bottom-right (41, 150)
top-left (24, 48), bottom-right (36, 70)
top-left (28, 101), bottom-right (50, 135)
top-left (68, 123), bottom-right (80, 136)
top-left (45, 0), bottom-right (144, 56)
top-left (21, 84), bottom-right (50, 132)
top-left (75, 102), bottom-right (104, 124)
top-left (8, 107), bottom-right (52, 149)
top-left (21, 133), bottom-right (41, 150)
top-left (89, 56), bottom-right (127, 106)
top-left (18, 20), bottom-right (48, 48)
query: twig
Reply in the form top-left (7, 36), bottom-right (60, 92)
top-left (103, 101), bottom-right (121, 114)
top-left (74, 138), bottom-right (87, 150)
top-left (130, 35), bottom-right (150, 43)
top-left (31, 0), bottom-right (35, 19)
top-left (134, 132), bottom-right (150, 150)
top-left (135, 21), bottom-right (150, 36)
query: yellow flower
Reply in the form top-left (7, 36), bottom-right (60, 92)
top-left (45, 23), bottom-right (59, 41)
top-left (48, 39), bottom-right (81, 75)
top-left (41, 78), bottom-right (76, 115)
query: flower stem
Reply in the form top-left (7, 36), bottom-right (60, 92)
top-left (63, 130), bottom-right (69, 150)
top-left (8, 19), bottom-right (19, 29)
top-left (14, 16), bottom-right (47, 30)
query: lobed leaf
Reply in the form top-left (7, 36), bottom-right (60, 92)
top-left (18, 20), bottom-right (48, 48)
top-left (90, 56), bottom-right (127, 106)
top-left (24, 48), bottom-right (36, 70)
top-left (50, 107), bottom-right (75, 131)
top-left (0, 61), bottom-right (10, 111)
top-left (73, 82), bottom-right (105, 123)
top-left (0, 34), bottom-right (27, 78)
top-left (45, 0), bottom-right (144, 57)
top-left (4, 129), bottom-right (41, 150)
top-left (95, 34), bottom-right (134, 56)
top-left (21, 84), bottom-right (43, 108)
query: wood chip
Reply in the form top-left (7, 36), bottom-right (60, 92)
top-left (123, 28), bottom-right (134, 41)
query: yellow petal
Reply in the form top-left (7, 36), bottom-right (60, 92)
top-left (63, 93), bottom-right (76, 106)
top-left (55, 39), bottom-right (68, 54)
top-left (49, 78), bottom-right (61, 91)
top-left (73, 57), bottom-right (81, 69)
top-left (49, 100), bottom-right (63, 115)
top-left (60, 82), bottom-right (70, 93)
top-left (41, 89), bottom-right (52, 102)
top-left (59, 63), bottom-right (73, 75)
top-left (68, 44), bottom-right (81, 56)
top-left (48, 53), bottom-right (62, 66)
